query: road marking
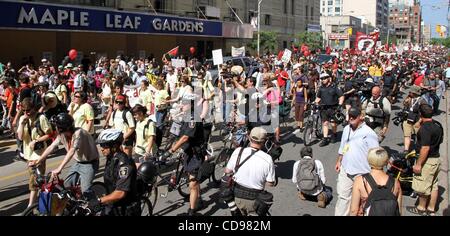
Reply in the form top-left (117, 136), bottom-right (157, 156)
top-left (0, 160), bottom-right (62, 182)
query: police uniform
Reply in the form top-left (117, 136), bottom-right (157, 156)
top-left (343, 77), bottom-right (359, 107)
top-left (103, 151), bottom-right (140, 216)
top-left (317, 84), bottom-right (343, 122)
top-left (180, 118), bottom-right (205, 178)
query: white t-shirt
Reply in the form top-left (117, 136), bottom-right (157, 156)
top-left (166, 73), bottom-right (178, 94)
top-left (292, 157), bottom-right (326, 196)
top-left (101, 83), bottom-right (112, 107)
top-left (226, 147), bottom-right (275, 190)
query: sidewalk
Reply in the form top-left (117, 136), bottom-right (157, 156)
top-left (442, 90), bottom-right (450, 214)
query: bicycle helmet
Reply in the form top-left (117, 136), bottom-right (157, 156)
top-left (53, 113), bottom-right (74, 132)
top-left (137, 162), bottom-right (157, 184)
top-left (97, 129), bottom-right (123, 147)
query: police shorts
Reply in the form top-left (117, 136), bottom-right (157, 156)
top-left (183, 155), bottom-right (203, 177)
top-left (320, 106), bottom-right (338, 122)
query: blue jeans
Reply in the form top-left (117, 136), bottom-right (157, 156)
top-left (65, 160), bottom-right (99, 194)
top-left (155, 110), bottom-right (167, 129)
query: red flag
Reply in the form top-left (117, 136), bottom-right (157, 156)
top-left (166, 46), bottom-right (179, 57)
top-left (277, 50), bottom-right (284, 60)
top-left (384, 43), bottom-right (389, 51)
top-left (326, 46), bottom-right (331, 55)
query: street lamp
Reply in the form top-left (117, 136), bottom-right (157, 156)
top-left (257, 0), bottom-right (263, 57)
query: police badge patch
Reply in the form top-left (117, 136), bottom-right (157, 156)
top-left (119, 167), bottom-right (129, 178)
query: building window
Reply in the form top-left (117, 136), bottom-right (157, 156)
top-left (328, 7), bottom-right (332, 13)
top-left (284, 0), bottom-right (288, 14)
top-left (322, 8), bottom-right (325, 13)
top-left (328, 0), bottom-right (333, 5)
top-left (322, 0), bottom-right (325, 6)
top-left (331, 25), bottom-right (338, 33)
top-left (264, 14), bottom-right (271, 25)
top-left (229, 8), bottom-right (238, 21)
top-left (311, 6), bottom-right (314, 20)
top-left (335, 7), bottom-right (340, 13)
top-left (305, 5), bottom-right (309, 19)
top-left (292, 0), bottom-right (295, 15)
top-left (283, 41), bottom-right (288, 49)
top-left (336, 0), bottom-right (341, 4)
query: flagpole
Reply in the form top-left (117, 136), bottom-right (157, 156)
top-left (257, 0), bottom-right (262, 57)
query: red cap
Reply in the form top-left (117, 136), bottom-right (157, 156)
top-left (115, 95), bottom-right (126, 102)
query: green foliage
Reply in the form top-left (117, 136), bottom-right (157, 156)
top-left (249, 31), bottom-right (278, 54)
top-left (430, 37), bottom-right (450, 48)
top-left (295, 32), bottom-right (323, 51)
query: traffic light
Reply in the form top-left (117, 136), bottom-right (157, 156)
top-left (437, 24), bottom-right (441, 33)
top-left (347, 27), bottom-right (352, 36)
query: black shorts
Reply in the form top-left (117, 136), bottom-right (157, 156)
top-left (320, 106), bottom-right (338, 122)
top-left (183, 155), bottom-right (203, 177)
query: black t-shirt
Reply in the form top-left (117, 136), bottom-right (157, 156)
top-left (19, 86), bottom-right (32, 102)
top-left (382, 75), bottom-right (395, 88)
top-left (180, 121), bottom-right (205, 156)
top-left (104, 152), bottom-right (138, 206)
top-left (317, 85), bottom-right (343, 106)
top-left (417, 121), bottom-right (443, 158)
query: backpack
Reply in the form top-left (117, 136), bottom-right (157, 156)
top-left (296, 158), bottom-right (322, 195)
top-left (362, 174), bottom-right (400, 216)
top-left (30, 87), bottom-right (41, 109)
top-left (367, 96), bottom-right (385, 119)
top-left (112, 108), bottom-right (133, 126)
top-left (142, 118), bottom-right (154, 140)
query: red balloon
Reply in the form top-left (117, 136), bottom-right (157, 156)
top-left (189, 47), bottom-right (196, 55)
top-left (68, 49), bottom-right (78, 60)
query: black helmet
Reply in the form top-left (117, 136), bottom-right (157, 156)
top-left (137, 162), bottom-right (157, 184)
top-left (53, 113), bottom-right (74, 132)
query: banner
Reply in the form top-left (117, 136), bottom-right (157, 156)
top-left (212, 49), bottom-right (223, 65)
top-left (231, 46), bottom-right (245, 57)
top-left (354, 31), bottom-right (379, 53)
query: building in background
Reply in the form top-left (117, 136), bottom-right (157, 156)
top-left (0, 0), bottom-right (320, 67)
top-left (388, 0), bottom-right (421, 45)
top-left (320, 15), bottom-right (374, 49)
top-left (320, 0), bottom-right (389, 41)
top-left (423, 23), bottom-right (431, 44)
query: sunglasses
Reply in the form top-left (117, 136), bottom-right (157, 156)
top-left (74, 95), bottom-right (81, 98)
top-left (99, 143), bottom-right (111, 148)
top-left (116, 101), bottom-right (124, 104)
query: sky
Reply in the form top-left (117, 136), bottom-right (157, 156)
top-left (420, 0), bottom-right (449, 38)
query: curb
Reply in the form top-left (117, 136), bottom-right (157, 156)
top-left (445, 90), bottom-right (450, 212)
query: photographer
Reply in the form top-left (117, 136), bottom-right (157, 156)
top-left (361, 86), bottom-right (391, 143)
top-left (401, 85), bottom-right (428, 153)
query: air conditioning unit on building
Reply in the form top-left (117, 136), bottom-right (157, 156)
top-left (198, 6), bottom-right (221, 19)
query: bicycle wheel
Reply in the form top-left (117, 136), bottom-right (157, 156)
top-left (146, 184), bottom-right (158, 210)
top-left (212, 148), bottom-right (231, 185)
top-left (140, 197), bottom-right (153, 216)
top-left (21, 203), bottom-right (42, 216)
top-left (91, 182), bottom-right (108, 198)
top-left (176, 165), bottom-right (191, 199)
top-left (303, 123), bottom-right (314, 146)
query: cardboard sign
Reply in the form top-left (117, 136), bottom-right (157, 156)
top-left (212, 49), bottom-right (223, 65)
top-left (232, 46), bottom-right (245, 57)
top-left (281, 49), bottom-right (292, 63)
top-left (171, 59), bottom-right (186, 68)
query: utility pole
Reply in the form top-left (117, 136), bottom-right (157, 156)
top-left (258, 0), bottom-right (263, 57)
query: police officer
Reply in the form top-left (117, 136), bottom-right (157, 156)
top-left (380, 66), bottom-right (397, 103)
top-left (315, 73), bottom-right (344, 147)
top-left (361, 86), bottom-right (391, 143)
top-left (163, 92), bottom-right (208, 216)
top-left (89, 129), bottom-right (140, 216)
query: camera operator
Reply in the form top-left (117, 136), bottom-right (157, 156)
top-left (401, 85), bottom-right (428, 153)
top-left (419, 71), bottom-right (439, 115)
top-left (361, 86), bottom-right (391, 143)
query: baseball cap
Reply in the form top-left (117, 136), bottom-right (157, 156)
top-left (249, 127), bottom-right (267, 143)
top-left (115, 95), bottom-right (126, 102)
top-left (293, 63), bottom-right (301, 70)
top-left (348, 107), bottom-right (361, 119)
top-left (345, 69), bottom-right (354, 74)
top-left (319, 73), bottom-right (330, 79)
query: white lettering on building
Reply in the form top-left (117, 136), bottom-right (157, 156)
top-left (151, 18), bottom-right (205, 33)
top-left (18, 7), bottom-right (38, 24)
top-left (17, 7), bottom-right (88, 27)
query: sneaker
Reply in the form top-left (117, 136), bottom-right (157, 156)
top-left (317, 192), bottom-right (327, 208)
top-left (187, 208), bottom-right (195, 216)
top-left (298, 192), bottom-right (306, 201)
top-left (319, 138), bottom-right (330, 147)
top-left (330, 134), bottom-right (337, 143)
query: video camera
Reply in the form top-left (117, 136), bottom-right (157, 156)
top-left (392, 110), bottom-right (409, 126)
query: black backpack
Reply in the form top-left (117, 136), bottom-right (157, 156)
top-left (112, 108), bottom-right (133, 126)
top-left (362, 174), bottom-right (400, 216)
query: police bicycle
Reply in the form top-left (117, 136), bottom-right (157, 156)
top-left (22, 167), bottom-right (107, 216)
top-left (303, 103), bottom-right (324, 146)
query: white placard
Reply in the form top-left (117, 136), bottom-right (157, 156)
top-left (212, 49), bottom-right (223, 65)
top-left (123, 86), bottom-right (140, 108)
top-left (232, 46), bottom-right (245, 57)
top-left (281, 49), bottom-right (292, 63)
top-left (171, 59), bottom-right (186, 68)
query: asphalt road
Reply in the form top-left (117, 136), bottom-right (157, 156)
top-left (0, 89), bottom-right (448, 216)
